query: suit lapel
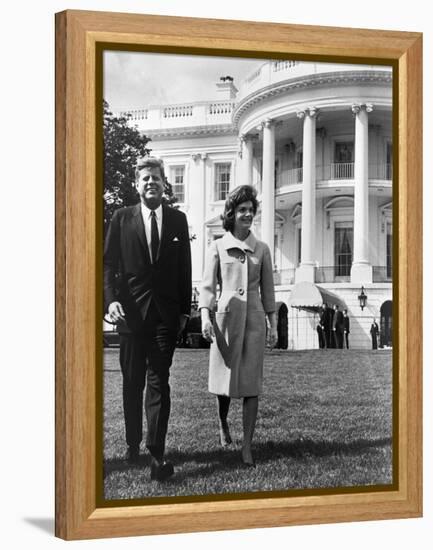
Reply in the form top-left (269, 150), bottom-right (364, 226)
top-left (132, 203), bottom-right (151, 264)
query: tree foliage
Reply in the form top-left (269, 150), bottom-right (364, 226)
top-left (103, 100), bottom-right (177, 229)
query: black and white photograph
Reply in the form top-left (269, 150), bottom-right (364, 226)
top-left (102, 50), bottom-right (394, 501)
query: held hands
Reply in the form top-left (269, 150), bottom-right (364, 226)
top-left (108, 301), bottom-right (125, 323)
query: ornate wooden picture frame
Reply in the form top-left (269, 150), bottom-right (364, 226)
top-left (55, 9), bottom-right (422, 540)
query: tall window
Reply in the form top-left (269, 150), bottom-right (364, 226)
top-left (334, 141), bottom-right (354, 162)
top-left (214, 163), bottom-right (231, 201)
top-left (386, 222), bottom-right (392, 279)
top-left (171, 166), bottom-right (185, 203)
top-left (334, 222), bottom-right (353, 277)
top-left (334, 142), bottom-right (354, 179)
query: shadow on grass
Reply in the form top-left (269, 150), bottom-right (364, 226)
top-left (104, 436), bottom-right (392, 479)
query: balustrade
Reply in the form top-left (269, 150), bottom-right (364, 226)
top-left (163, 105), bottom-right (194, 118)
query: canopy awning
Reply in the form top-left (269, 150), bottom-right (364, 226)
top-left (288, 282), bottom-right (346, 312)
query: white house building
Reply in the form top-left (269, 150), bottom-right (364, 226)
top-left (119, 60), bottom-right (393, 350)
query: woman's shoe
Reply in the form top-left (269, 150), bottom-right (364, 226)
top-left (219, 425), bottom-right (232, 447)
top-left (241, 446), bottom-right (255, 467)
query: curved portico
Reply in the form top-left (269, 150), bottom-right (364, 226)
top-left (233, 63), bottom-right (392, 285)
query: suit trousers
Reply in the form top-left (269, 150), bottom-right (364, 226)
top-left (333, 329), bottom-right (344, 349)
top-left (119, 303), bottom-right (177, 459)
top-left (344, 333), bottom-right (349, 349)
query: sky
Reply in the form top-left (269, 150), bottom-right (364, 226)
top-left (103, 50), bottom-right (263, 111)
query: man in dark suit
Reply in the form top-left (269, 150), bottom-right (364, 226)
top-left (370, 319), bottom-right (380, 350)
top-left (342, 309), bottom-right (350, 349)
top-left (104, 156), bottom-right (192, 481)
top-left (317, 305), bottom-right (327, 348)
top-left (332, 304), bottom-right (344, 349)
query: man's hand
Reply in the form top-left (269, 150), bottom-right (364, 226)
top-left (177, 314), bottom-right (189, 337)
top-left (201, 319), bottom-right (215, 343)
top-left (108, 301), bottom-right (125, 323)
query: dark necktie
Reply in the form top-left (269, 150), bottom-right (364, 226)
top-left (150, 210), bottom-right (159, 263)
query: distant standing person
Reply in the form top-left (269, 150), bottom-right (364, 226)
top-left (343, 309), bottom-right (350, 349)
top-left (370, 319), bottom-right (380, 350)
top-left (317, 306), bottom-right (327, 348)
top-left (332, 304), bottom-right (344, 349)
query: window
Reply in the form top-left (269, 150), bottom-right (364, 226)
top-left (334, 222), bottom-right (353, 277)
top-left (214, 163), bottom-right (231, 201)
top-left (170, 166), bottom-right (185, 203)
top-left (334, 141), bottom-right (354, 163)
top-left (386, 222), bottom-right (392, 278)
top-left (333, 142), bottom-right (354, 179)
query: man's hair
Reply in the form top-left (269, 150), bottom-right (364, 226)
top-left (343, 309), bottom-right (348, 314)
top-left (221, 185), bottom-right (259, 232)
top-left (135, 156), bottom-right (166, 181)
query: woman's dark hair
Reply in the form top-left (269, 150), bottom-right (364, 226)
top-left (221, 185), bottom-right (259, 232)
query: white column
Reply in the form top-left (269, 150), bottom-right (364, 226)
top-left (261, 119), bottom-right (275, 265)
top-left (191, 153), bottom-right (208, 278)
top-left (296, 107), bottom-right (318, 283)
top-left (351, 104), bottom-right (373, 283)
top-left (241, 134), bottom-right (254, 187)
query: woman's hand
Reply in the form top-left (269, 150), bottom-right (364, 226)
top-left (267, 327), bottom-right (278, 349)
top-left (202, 319), bottom-right (215, 343)
top-left (266, 312), bottom-right (278, 349)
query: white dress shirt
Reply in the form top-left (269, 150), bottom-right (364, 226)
top-left (140, 203), bottom-right (162, 262)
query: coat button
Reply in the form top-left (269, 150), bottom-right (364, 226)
top-left (238, 288), bottom-right (244, 295)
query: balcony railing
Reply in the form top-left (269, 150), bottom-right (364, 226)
top-left (315, 266), bottom-right (351, 283)
top-left (273, 268), bottom-right (296, 285)
top-left (286, 167), bottom-right (303, 185)
top-left (273, 266), bottom-right (392, 284)
top-left (370, 163), bottom-right (393, 180)
top-left (118, 100), bottom-right (235, 129)
top-left (276, 162), bottom-right (392, 189)
top-left (373, 266), bottom-right (392, 282)
top-left (330, 162), bottom-right (354, 180)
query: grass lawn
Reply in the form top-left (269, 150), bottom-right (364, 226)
top-left (103, 348), bottom-right (393, 501)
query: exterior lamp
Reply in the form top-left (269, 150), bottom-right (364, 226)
top-left (358, 286), bottom-right (367, 310)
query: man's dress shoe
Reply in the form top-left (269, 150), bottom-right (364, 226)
top-left (150, 459), bottom-right (174, 481)
top-left (126, 446), bottom-right (140, 464)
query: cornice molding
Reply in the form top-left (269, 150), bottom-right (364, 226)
top-left (233, 70), bottom-right (392, 127)
top-left (147, 123), bottom-right (236, 140)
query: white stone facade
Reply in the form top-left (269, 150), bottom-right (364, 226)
top-left (121, 60), bottom-right (393, 350)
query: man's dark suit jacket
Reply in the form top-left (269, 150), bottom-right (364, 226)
top-left (343, 315), bottom-right (350, 333)
top-left (332, 309), bottom-right (344, 331)
top-left (104, 203), bottom-right (192, 333)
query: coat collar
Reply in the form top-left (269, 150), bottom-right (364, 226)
top-left (221, 231), bottom-right (257, 252)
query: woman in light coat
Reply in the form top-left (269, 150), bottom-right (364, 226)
top-left (199, 185), bottom-right (277, 466)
